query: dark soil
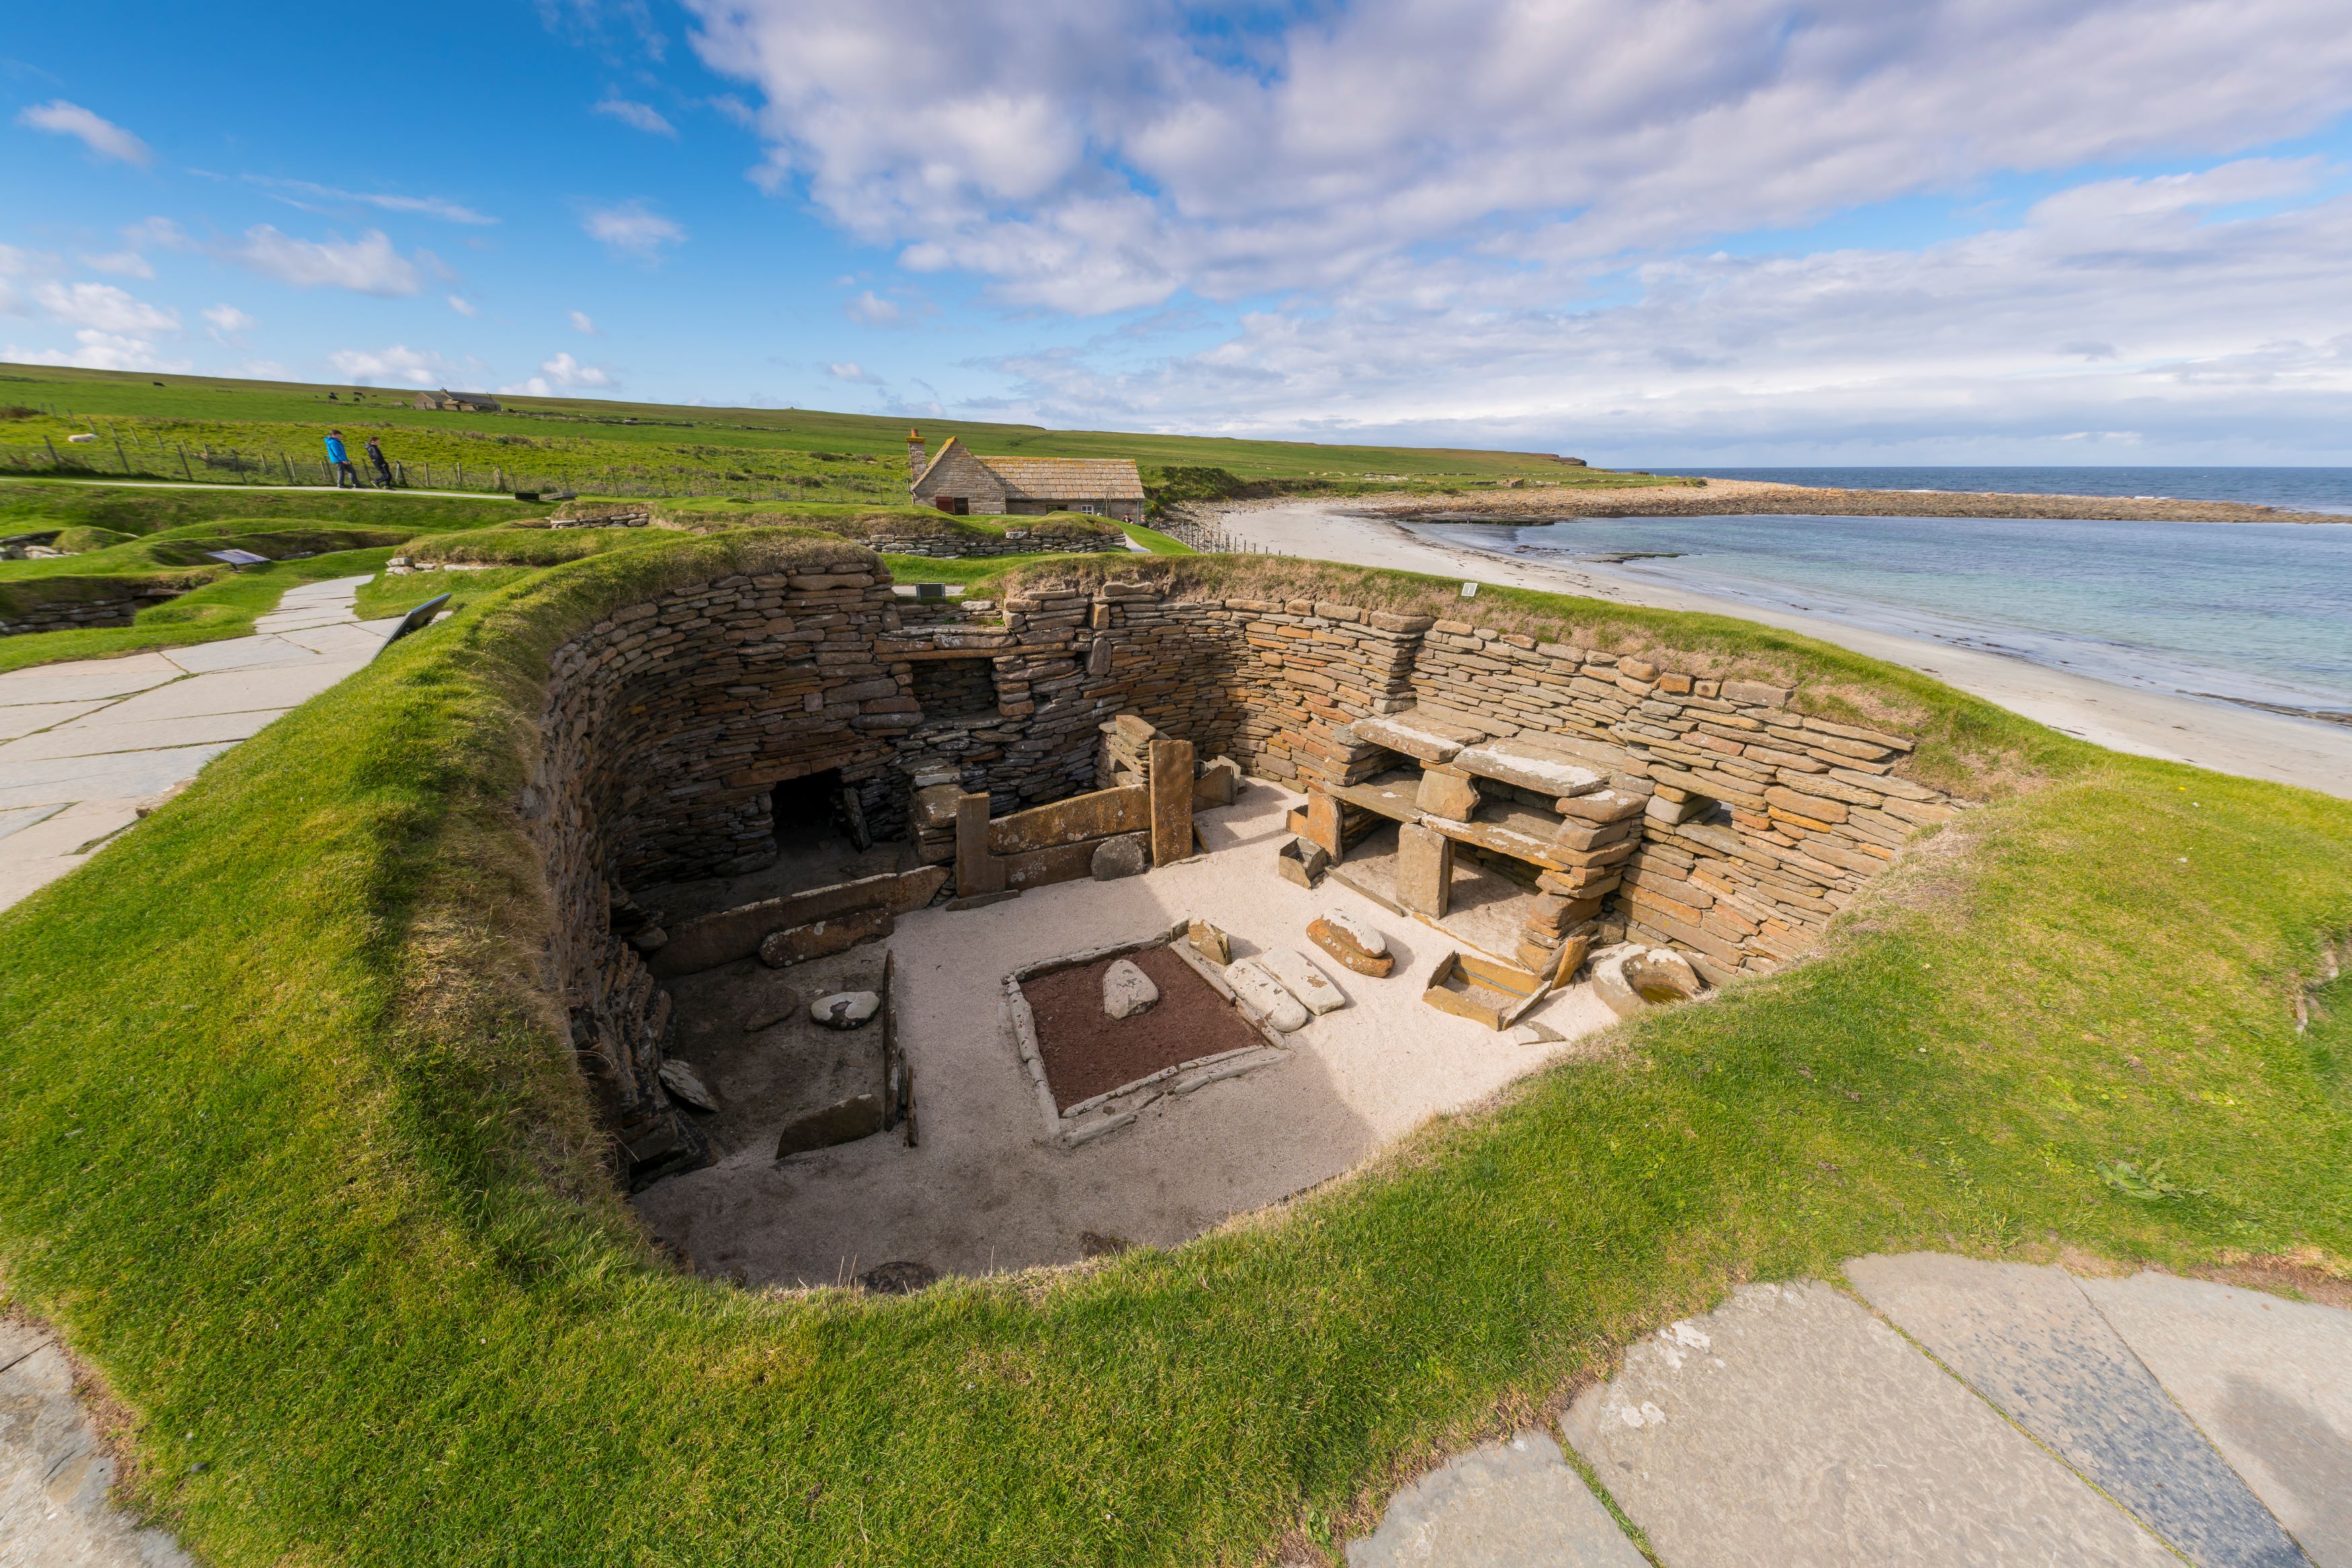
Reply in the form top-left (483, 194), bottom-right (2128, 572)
top-left (1023, 944), bottom-right (1261, 1108)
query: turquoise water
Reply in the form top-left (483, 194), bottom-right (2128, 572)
top-left (1415, 514), bottom-right (2352, 719)
top-left (1664, 466), bottom-right (2352, 515)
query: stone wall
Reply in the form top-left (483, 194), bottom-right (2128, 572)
top-left (0, 583), bottom-right (185, 638)
top-left (523, 559), bottom-right (1955, 1177)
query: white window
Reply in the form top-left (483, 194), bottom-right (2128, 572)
top-left (1077, 502), bottom-right (1100, 515)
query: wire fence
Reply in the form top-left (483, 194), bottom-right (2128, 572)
top-left (1153, 512), bottom-right (1284, 554)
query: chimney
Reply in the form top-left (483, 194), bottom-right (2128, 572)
top-left (906, 428), bottom-right (926, 492)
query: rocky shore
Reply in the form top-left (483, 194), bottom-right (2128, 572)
top-left (1329, 476), bottom-right (2344, 525)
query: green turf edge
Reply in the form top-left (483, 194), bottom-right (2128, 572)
top-left (1, 527), bottom-right (2346, 1565)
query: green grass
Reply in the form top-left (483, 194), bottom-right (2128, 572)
top-left (352, 566), bottom-right (540, 623)
top-left (1, 362), bottom-right (1682, 504)
top-left (1, 519), bottom-right (414, 581)
top-left (1118, 520), bottom-right (1198, 554)
top-left (0, 530), bottom-right (2345, 1565)
top-left (0, 549), bottom-right (396, 674)
top-left (0, 478), bottom-right (523, 537)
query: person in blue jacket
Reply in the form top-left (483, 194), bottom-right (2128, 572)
top-left (324, 429), bottom-right (362, 488)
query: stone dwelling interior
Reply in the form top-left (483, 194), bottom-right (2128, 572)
top-left (527, 549), bottom-right (1954, 1287)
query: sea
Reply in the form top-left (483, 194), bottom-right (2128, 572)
top-left (1410, 472), bottom-right (2352, 721)
top-left (1660, 466), bottom-right (2352, 515)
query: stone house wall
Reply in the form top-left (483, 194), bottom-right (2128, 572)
top-left (523, 562), bottom-right (1955, 1176)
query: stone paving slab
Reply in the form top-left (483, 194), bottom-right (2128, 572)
top-left (1346, 1432), bottom-right (1646, 1567)
top-left (275, 622), bottom-right (390, 658)
top-left (0, 709), bottom-right (280, 763)
top-left (0, 1319), bottom-right (195, 1567)
top-left (2083, 1274), bottom-right (2352, 1567)
top-left (1560, 1280), bottom-right (2180, 1566)
top-left (1849, 1253), bottom-right (2308, 1567)
top-left (0, 744), bottom-right (233, 810)
top-left (0, 801), bottom-right (67, 841)
top-left (0, 657), bottom-right (182, 707)
top-left (0, 700), bottom-right (108, 740)
top-left (87, 659), bottom-right (369, 724)
top-left (161, 636), bottom-right (320, 674)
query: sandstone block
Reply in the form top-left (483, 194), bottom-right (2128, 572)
top-left (1187, 918), bottom-right (1232, 964)
top-left (1396, 822), bottom-right (1454, 917)
top-left (1416, 767), bottom-right (1482, 820)
top-left (1722, 680), bottom-right (1793, 707)
top-left (1277, 835), bottom-right (1331, 887)
top-left (1262, 946), bottom-right (1348, 1014)
top-left (1227, 959), bottom-right (1311, 1032)
top-left (1309, 913), bottom-right (1396, 977)
top-left (759, 905), bottom-right (893, 967)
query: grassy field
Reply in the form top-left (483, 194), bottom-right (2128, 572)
top-left (0, 530), bottom-right (2343, 1565)
top-left (0, 361), bottom-right (1685, 503)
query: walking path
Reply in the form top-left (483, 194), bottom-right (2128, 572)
top-left (1349, 1254), bottom-right (2349, 1567)
top-left (0, 575), bottom-right (401, 912)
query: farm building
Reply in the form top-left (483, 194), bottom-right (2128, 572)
top-left (414, 388), bottom-right (503, 412)
top-left (907, 430), bottom-right (1144, 523)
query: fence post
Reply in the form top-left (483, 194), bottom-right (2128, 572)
top-left (177, 443), bottom-right (193, 481)
top-left (44, 436), bottom-right (60, 469)
top-left (283, 453), bottom-right (295, 484)
top-left (114, 433), bottom-right (130, 474)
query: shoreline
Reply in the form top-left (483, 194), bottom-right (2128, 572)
top-left (1203, 498), bottom-right (2352, 800)
top-left (1306, 476), bottom-right (2350, 525)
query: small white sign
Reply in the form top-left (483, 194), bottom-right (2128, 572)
top-left (1460, 580), bottom-right (1480, 598)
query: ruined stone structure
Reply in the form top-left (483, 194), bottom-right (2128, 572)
top-left (0, 581), bottom-right (187, 637)
top-left (521, 545), bottom-right (1955, 1182)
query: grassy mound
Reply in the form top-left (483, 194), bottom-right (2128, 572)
top-left (0, 529), bottom-right (2345, 1565)
top-left (0, 478), bottom-right (522, 537)
top-left (0, 550), bottom-right (401, 674)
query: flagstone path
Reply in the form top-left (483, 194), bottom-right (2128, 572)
top-left (1349, 1256), bottom-right (2349, 1567)
top-left (0, 575), bottom-right (401, 913)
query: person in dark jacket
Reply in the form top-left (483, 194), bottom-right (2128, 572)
top-left (324, 429), bottom-right (361, 488)
top-left (364, 434), bottom-right (395, 488)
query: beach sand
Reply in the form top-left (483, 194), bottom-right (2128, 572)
top-left (1210, 500), bottom-right (2352, 801)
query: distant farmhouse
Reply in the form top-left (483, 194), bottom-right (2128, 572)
top-left (907, 430), bottom-right (1144, 523)
top-left (414, 389), bottom-right (502, 412)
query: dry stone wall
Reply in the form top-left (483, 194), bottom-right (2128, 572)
top-left (524, 560), bottom-right (1954, 1179)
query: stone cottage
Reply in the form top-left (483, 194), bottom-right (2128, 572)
top-left (907, 430), bottom-right (1145, 523)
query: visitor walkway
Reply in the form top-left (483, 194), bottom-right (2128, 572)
top-left (1348, 1254), bottom-right (2347, 1566)
top-left (0, 576), bottom-right (399, 912)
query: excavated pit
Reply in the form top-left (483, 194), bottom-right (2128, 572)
top-left (523, 555), bottom-right (1955, 1285)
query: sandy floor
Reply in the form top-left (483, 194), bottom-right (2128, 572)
top-left (630, 782), bottom-right (1617, 1287)
top-left (1215, 501), bottom-right (2352, 801)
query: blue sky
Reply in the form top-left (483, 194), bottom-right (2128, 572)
top-left (7, 0), bottom-right (2352, 465)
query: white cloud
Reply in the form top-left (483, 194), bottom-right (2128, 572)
top-left (242, 175), bottom-right (496, 225)
top-left (16, 100), bottom-right (149, 167)
top-left (826, 360), bottom-right (882, 384)
top-left (543, 351), bottom-right (613, 388)
top-left (683, 0), bottom-right (2352, 313)
top-left (569, 309), bottom-right (598, 333)
top-left (202, 304), bottom-right (256, 338)
top-left (595, 97), bottom-right (678, 136)
top-left (123, 217), bottom-right (187, 251)
top-left (448, 295), bottom-right (478, 316)
top-left (81, 250), bottom-right (153, 279)
top-left (5, 330), bottom-right (190, 372)
top-left (34, 281), bottom-right (179, 335)
top-left (582, 201), bottom-right (686, 261)
top-left (232, 226), bottom-right (423, 296)
top-left (979, 171), bottom-right (2352, 461)
top-left (328, 345), bottom-right (450, 386)
top-left (842, 289), bottom-right (899, 326)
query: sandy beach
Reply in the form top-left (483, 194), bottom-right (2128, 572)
top-left (1355, 476), bottom-right (2348, 525)
top-left (1208, 499), bottom-right (2352, 800)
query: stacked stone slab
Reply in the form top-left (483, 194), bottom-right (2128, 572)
top-left (0, 582), bottom-right (189, 637)
top-left (522, 556), bottom-right (1956, 1183)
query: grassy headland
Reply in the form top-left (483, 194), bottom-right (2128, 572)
top-left (0, 529), bottom-right (2344, 1565)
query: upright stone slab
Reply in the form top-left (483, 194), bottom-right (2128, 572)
top-left (1396, 822), bottom-right (1452, 918)
top-left (955, 789), bottom-right (1003, 896)
top-left (1847, 1253), bottom-right (2309, 1568)
top-left (1147, 736), bottom-right (1194, 866)
top-left (1346, 1432), bottom-right (1646, 1568)
top-left (2079, 1271), bottom-right (2352, 1568)
top-left (1560, 1280), bottom-right (2179, 1567)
